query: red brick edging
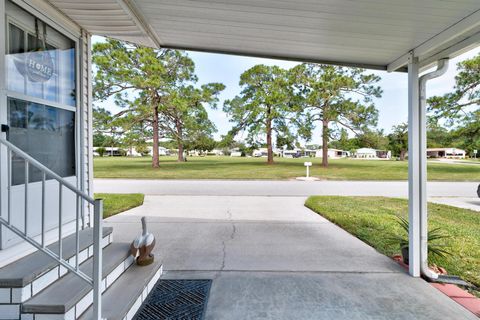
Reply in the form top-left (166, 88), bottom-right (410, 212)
top-left (431, 283), bottom-right (480, 317)
top-left (392, 257), bottom-right (480, 317)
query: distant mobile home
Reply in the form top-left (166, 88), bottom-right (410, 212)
top-left (315, 149), bottom-right (350, 159)
top-left (93, 147), bottom-right (123, 156)
top-left (427, 148), bottom-right (466, 159)
top-left (125, 146), bottom-right (170, 157)
top-left (254, 148), bottom-right (282, 157)
top-left (148, 146), bottom-right (170, 156)
top-left (353, 148), bottom-right (391, 159)
top-left (282, 148), bottom-right (316, 158)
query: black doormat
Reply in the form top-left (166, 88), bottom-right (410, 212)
top-left (133, 279), bottom-right (212, 320)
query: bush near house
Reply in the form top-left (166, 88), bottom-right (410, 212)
top-left (305, 196), bottom-right (480, 297)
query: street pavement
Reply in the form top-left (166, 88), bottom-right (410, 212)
top-left (95, 179), bottom-right (480, 211)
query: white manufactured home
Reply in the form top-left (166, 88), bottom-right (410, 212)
top-left (314, 148), bottom-right (349, 159)
top-left (0, 0), bottom-right (478, 319)
top-left (427, 147), bottom-right (466, 159)
top-left (253, 148), bottom-right (282, 157)
top-left (353, 148), bottom-right (392, 159)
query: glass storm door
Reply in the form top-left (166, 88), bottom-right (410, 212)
top-left (1, 1), bottom-right (78, 248)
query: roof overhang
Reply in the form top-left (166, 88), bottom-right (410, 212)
top-left (46, 0), bottom-right (480, 72)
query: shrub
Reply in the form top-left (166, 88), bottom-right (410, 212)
top-left (118, 148), bottom-right (127, 157)
top-left (96, 147), bottom-right (106, 157)
top-left (135, 145), bottom-right (149, 156)
top-left (386, 216), bottom-right (451, 258)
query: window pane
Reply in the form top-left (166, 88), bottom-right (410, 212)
top-left (9, 23), bottom-right (24, 54)
top-left (6, 17), bottom-right (76, 106)
top-left (7, 24), bottom-right (26, 93)
top-left (8, 98), bottom-right (76, 185)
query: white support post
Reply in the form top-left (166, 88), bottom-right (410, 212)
top-left (407, 52), bottom-right (421, 277)
top-left (93, 199), bottom-right (103, 320)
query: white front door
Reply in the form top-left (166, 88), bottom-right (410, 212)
top-left (0, 1), bottom-right (79, 249)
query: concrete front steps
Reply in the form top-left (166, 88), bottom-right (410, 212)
top-left (21, 242), bottom-right (134, 319)
top-left (79, 262), bottom-right (163, 320)
top-left (0, 228), bottom-right (113, 320)
top-left (0, 227), bottom-right (163, 320)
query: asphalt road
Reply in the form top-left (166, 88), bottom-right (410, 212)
top-left (95, 179), bottom-right (480, 211)
top-left (94, 179), bottom-right (478, 197)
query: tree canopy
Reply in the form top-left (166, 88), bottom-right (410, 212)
top-left (223, 65), bottom-right (296, 164)
top-left (93, 39), bottom-right (223, 165)
top-left (92, 38), bottom-right (477, 165)
top-left (388, 123), bottom-right (408, 160)
top-left (159, 83), bottom-right (224, 161)
top-left (291, 63), bottom-right (382, 166)
top-left (428, 54), bottom-right (480, 156)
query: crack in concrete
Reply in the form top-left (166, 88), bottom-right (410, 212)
top-left (217, 209), bottom-right (236, 278)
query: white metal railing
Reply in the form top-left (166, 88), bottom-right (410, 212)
top-left (0, 137), bottom-right (103, 319)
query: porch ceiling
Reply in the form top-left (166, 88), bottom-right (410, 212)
top-left (48, 0), bottom-right (480, 71)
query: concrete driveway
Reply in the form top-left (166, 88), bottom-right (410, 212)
top-left (104, 193), bottom-right (477, 319)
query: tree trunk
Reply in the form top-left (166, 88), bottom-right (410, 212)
top-left (177, 142), bottom-right (184, 162)
top-left (322, 119), bottom-right (329, 167)
top-left (176, 119), bottom-right (184, 162)
top-left (266, 106), bottom-right (274, 164)
top-left (152, 107), bottom-right (160, 168)
top-left (110, 129), bottom-right (114, 157)
top-left (400, 149), bottom-right (406, 161)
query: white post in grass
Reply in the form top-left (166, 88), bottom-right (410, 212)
top-left (304, 162), bottom-right (312, 178)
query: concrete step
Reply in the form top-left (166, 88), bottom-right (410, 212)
top-left (78, 261), bottom-right (163, 320)
top-left (21, 242), bottom-right (134, 319)
top-left (0, 227), bottom-right (113, 304)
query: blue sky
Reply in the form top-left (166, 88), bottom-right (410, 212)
top-left (93, 36), bottom-right (479, 145)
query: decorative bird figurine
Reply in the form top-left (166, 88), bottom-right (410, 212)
top-left (130, 216), bottom-right (155, 266)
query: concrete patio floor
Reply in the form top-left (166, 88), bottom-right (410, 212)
top-left (104, 194), bottom-right (477, 319)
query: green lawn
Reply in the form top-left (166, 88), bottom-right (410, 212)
top-left (305, 196), bottom-right (480, 295)
top-left (95, 193), bottom-right (144, 218)
top-left (93, 156), bottom-right (480, 181)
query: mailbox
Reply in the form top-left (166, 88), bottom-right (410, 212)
top-left (304, 162), bottom-right (312, 178)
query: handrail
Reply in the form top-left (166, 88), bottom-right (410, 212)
top-left (0, 215), bottom-right (93, 284)
top-left (0, 136), bottom-right (103, 319)
top-left (0, 137), bottom-right (95, 204)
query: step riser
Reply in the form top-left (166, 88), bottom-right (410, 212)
top-left (122, 265), bottom-right (163, 320)
top-left (0, 234), bottom-right (113, 305)
top-left (0, 234), bottom-right (113, 320)
top-left (21, 254), bottom-right (135, 320)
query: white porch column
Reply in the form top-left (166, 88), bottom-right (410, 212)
top-left (407, 52), bottom-right (421, 277)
